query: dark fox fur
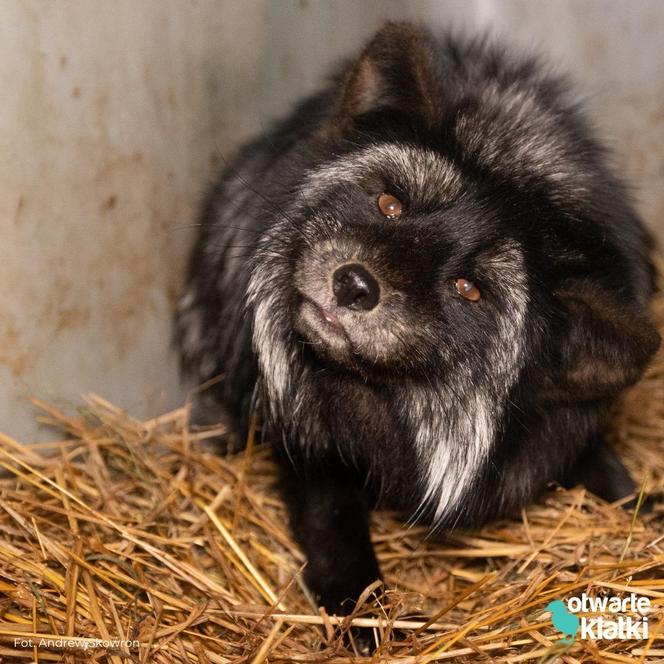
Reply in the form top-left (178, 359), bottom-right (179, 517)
top-left (175, 22), bottom-right (660, 628)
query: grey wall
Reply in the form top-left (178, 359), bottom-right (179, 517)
top-left (0, 1), bottom-right (265, 439)
top-left (1, 1), bottom-right (662, 440)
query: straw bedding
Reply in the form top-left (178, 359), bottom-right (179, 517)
top-left (0, 294), bottom-right (663, 662)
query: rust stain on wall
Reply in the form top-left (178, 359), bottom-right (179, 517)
top-left (0, 322), bottom-right (29, 378)
top-left (101, 194), bottom-right (117, 211)
top-left (14, 196), bottom-right (25, 226)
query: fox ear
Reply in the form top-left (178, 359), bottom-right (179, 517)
top-left (547, 281), bottom-right (660, 401)
top-left (335, 22), bottom-right (442, 129)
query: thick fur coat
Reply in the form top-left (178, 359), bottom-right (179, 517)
top-left (175, 23), bottom-right (660, 624)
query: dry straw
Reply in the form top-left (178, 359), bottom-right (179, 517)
top-left (1, 289), bottom-right (663, 662)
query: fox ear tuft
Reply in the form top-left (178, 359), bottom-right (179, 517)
top-left (335, 22), bottom-right (442, 129)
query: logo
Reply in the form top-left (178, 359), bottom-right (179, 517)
top-left (545, 600), bottom-right (579, 643)
top-left (545, 593), bottom-right (650, 643)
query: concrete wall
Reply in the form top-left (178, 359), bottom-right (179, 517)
top-left (1, 1), bottom-right (662, 440)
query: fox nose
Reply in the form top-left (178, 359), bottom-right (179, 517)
top-left (332, 263), bottom-right (380, 311)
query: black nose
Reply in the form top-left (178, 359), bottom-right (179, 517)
top-left (332, 263), bottom-right (380, 311)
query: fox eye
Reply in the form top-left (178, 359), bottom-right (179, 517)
top-left (377, 193), bottom-right (403, 219)
top-left (455, 278), bottom-right (481, 302)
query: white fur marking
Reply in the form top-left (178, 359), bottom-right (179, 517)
top-left (409, 243), bottom-right (530, 523)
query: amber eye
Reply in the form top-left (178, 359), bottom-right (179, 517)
top-left (377, 193), bottom-right (403, 219)
top-left (455, 278), bottom-right (481, 302)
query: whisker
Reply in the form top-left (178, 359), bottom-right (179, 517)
top-left (211, 141), bottom-right (310, 244)
top-left (170, 222), bottom-right (263, 235)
